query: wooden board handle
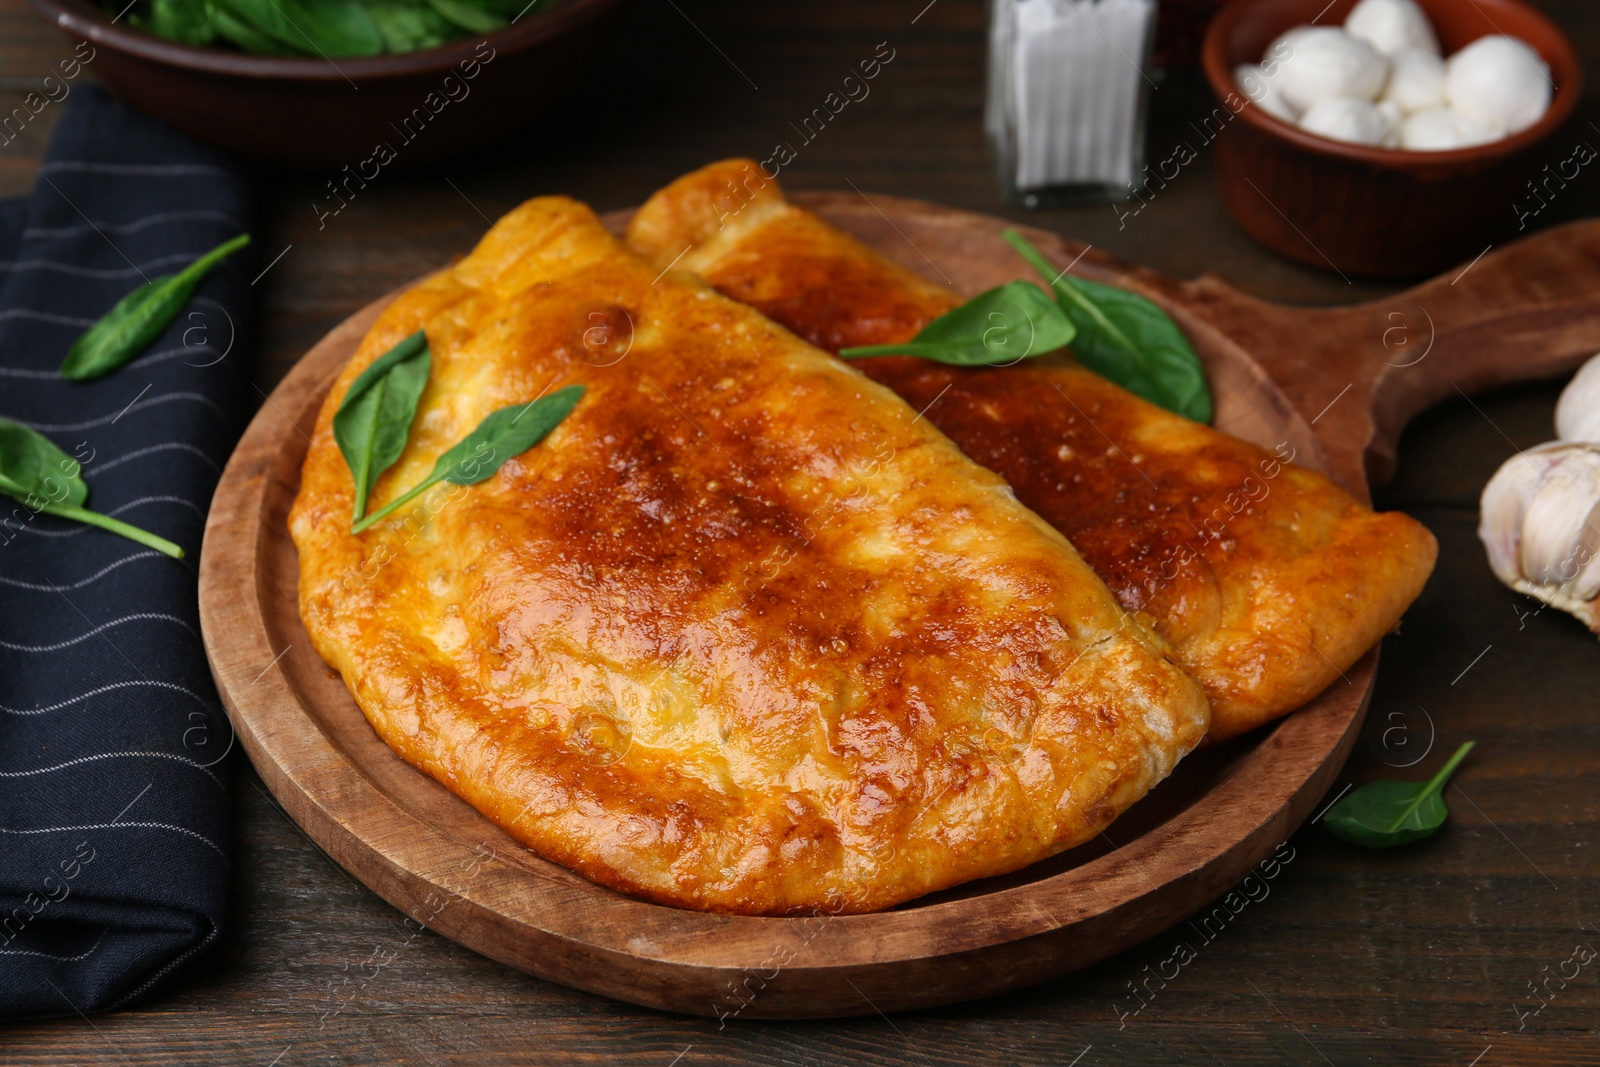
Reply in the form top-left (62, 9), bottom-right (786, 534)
top-left (1170, 219), bottom-right (1600, 492)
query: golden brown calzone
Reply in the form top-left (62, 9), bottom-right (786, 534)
top-left (627, 159), bottom-right (1437, 740)
top-left (291, 195), bottom-right (1209, 914)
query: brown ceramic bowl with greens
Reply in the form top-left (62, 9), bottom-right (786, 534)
top-left (25, 0), bottom-right (630, 168)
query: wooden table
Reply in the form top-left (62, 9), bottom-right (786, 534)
top-left (4, 1), bottom-right (1599, 1062)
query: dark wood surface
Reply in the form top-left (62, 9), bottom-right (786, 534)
top-left (5, 0), bottom-right (1600, 1062)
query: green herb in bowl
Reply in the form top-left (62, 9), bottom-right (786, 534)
top-left (113, 0), bottom-right (557, 56)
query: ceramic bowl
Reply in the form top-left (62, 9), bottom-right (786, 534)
top-left (1202, 0), bottom-right (1582, 277)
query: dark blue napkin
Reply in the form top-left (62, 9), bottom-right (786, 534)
top-left (0, 86), bottom-right (254, 1018)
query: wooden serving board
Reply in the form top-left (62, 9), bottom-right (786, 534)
top-left (198, 193), bottom-right (1600, 1020)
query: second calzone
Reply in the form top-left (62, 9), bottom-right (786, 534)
top-left (290, 196), bottom-right (1210, 915)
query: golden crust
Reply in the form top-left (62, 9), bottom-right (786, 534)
top-left (626, 159), bottom-right (1438, 741)
top-left (291, 195), bottom-right (1210, 915)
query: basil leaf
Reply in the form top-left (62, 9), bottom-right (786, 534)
top-left (61, 233), bottom-right (250, 382)
top-left (352, 385), bottom-right (584, 534)
top-left (1324, 741), bottom-right (1476, 848)
top-left (332, 330), bottom-right (432, 524)
top-left (423, 0), bottom-right (505, 33)
top-left (837, 281), bottom-right (1075, 366)
top-left (213, 0), bottom-right (382, 56)
top-left (0, 418), bottom-right (87, 509)
top-left (1002, 228), bottom-right (1213, 424)
top-left (0, 418), bottom-right (184, 558)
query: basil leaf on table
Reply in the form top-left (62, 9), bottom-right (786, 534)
top-left (837, 281), bottom-right (1075, 366)
top-left (424, 0), bottom-right (506, 33)
top-left (1002, 228), bottom-right (1213, 424)
top-left (351, 385), bottom-right (585, 534)
top-left (60, 233), bottom-right (250, 381)
top-left (0, 418), bottom-right (185, 559)
top-left (1323, 741), bottom-right (1476, 848)
top-left (332, 330), bottom-right (432, 525)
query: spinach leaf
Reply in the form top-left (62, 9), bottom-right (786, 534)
top-left (212, 0), bottom-right (383, 56)
top-left (60, 233), bottom-right (250, 382)
top-left (1324, 741), bottom-right (1476, 848)
top-left (149, 0), bottom-right (217, 44)
top-left (352, 385), bottom-right (584, 534)
top-left (0, 418), bottom-right (184, 559)
top-left (364, 0), bottom-right (454, 52)
top-left (1002, 228), bottom-right (1213, 424)
top-left (208, 1), bottom-right (300, 53)
top-left (332, 330), bottom-right (432, 524)
top-left (837, 281), bottom-right (1075, 366)
top-left (424, 0), bottom-right (505, 33)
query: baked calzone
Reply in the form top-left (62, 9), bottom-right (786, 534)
top-left (291, 195), bottom-right (1210, 915)
top-left (627, 159), bottom-right (1438, 741)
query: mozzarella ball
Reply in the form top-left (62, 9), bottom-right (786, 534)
top-left (1273, 27), bottom-right (1392, 112)
top-left (1300, 97), bottom-right (1394, 146)
top-left (1234, 63), bottom-right (1298, 122)
top-left (1446, 35), bottom-right (1552, 134)
top-left (1399, 107), bottom-right (1503, 150)
top-left (1345, 0), bottom-right (1440, 57)
top-left (1263, 25), bottom-right (1323, 67)
top-left (1382, 47), bottom-right (1446, 113)
top-left (1376, 100), bottom-right (1404, 145)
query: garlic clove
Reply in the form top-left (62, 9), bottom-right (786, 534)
top-left (1518, 447), bottom-right (1600, 594)
top-left (1479, 441), bottom-right (1569, 588)
top-left (1555, 352), bottom-right (1600, 445)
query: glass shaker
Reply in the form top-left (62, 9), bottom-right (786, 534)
top-left (986, 0), bottom-right (1160, 207)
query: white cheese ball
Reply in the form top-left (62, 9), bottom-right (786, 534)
top-left (1382, 47), bottom-right (1446, 114)
top-left (1446, 35), bottom-right (1552, 134)
top-left (1300, 97), bottom-right (1394, 146)
top-left (1399, 107), bottom-right (1504, 150)
top-left (1345, 0), bottom-right (1440, 57)
top-left (1234, 63), bottom-right (1298, 122)
top-left (1273, 27), bottom-right (1392, 113)
top-left (1376, 100), bottom-right (1404, 145)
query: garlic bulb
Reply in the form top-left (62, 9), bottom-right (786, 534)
top-left (1479, 442), bottom-right (1600, 630)
top-left (1555, 353), bottom-right (1600, 445)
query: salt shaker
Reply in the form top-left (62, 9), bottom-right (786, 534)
top-left (986, 0), bottom-right (1160, 207)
